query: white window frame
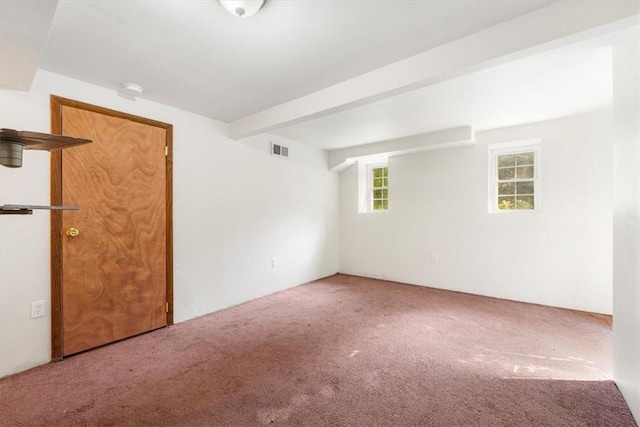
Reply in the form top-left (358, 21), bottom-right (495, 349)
top-left (488, 139), bottom-right (541, 213)
top-left (367, 163), bottom-right (389, 212)
top-left (357, 160), bottom-right (389, 213)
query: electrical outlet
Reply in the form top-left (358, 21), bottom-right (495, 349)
top-left (431, 254), bottom-right (439, 263)
top-left (271, 258), bottom-right (277, 268)
top-left (31, 301), bottom-right (45, 318)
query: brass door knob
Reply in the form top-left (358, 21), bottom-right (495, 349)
top-left (66, 227), bottom-right (80, 237)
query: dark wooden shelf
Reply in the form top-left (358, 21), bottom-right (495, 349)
top-left (0, 128), bottom-right (92, 212)
top-left (0, 205), bottom-right (79, 216)
top-left (0, 128), bottom-right (91, 151)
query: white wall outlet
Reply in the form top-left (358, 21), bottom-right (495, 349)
top-left (271, 258), bottom-right (276, 268)
top-left (431, 254), bottom-right (439, 263)
top-left (31, 301), bottom-right (45, 318)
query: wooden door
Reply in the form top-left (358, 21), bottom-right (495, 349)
top-left (50, 96), bottom-right (173, 358)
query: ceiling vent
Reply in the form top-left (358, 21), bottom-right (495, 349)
top-left (271, 142), bottom-right (289, 159)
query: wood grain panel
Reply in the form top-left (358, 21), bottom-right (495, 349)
top-left (59, 105), bottom-right (167, 356)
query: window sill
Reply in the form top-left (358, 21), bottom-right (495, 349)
top-left (489, 208), bottom-right (541, 214)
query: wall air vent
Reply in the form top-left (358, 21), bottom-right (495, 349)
top-left (271, 142), bottom-right (289, 159)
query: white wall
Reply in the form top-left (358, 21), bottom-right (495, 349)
top-left (612, 26), bottom-right (640, 419)
top-left (0, 70), bottom-right (339, 377)
top-left (340, 112), bottom-right (613, 314)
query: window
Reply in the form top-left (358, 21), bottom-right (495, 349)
top-left (369, 164), bottom-right (389, 211)
top-left (357, 160), bottom-right (389, 213)
top-left (489, 140), bottom-right (540, 212)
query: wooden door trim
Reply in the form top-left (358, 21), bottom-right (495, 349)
top-left (50, 95), bottom-right (174, 361)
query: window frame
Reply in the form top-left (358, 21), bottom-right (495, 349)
top-left (489, 139), bottom-right (541, 213)
top-left (367, 162), bottom-right (389, 212)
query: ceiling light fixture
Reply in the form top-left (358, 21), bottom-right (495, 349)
top-left (219, 0), bottom-right (265, 18)
top-left (122, 83), bottom-right (143, 97)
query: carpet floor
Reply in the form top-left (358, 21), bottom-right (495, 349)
top-left (0, 274), bottom-right (636, 426)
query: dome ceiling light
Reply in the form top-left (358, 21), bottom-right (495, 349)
top-left (219, 0), bottom-right (265, 18)
top-left (122, 83), bottom-right (143, 97)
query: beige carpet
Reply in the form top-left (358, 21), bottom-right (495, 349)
top-left (0, 274), bottom-right (636, 426)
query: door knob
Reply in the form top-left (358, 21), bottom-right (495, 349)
top-left (66, 227), bottom-right (80, 237)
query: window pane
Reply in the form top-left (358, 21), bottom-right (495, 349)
top-left (515, 196), bottom-right (534, 210)
top-left (516, 152), bottom-right (534, 166)
top-left (370, 165), bottom-right (388, 212)
top-left (498, 167), bottom-right (515, 180)
top-left (516, 181), bottom-right (534, 195)
top-left (382, 200), bottom-right (388, 210)
top-left (517, 166), bottom-right (534, 179)
top-left (498, 182), bottom-right (515, 195)
top-left (492, 147), bottom-right (538, 212)
top-left (498, 196), bottom-right (515, 210)
top-left (498, 154), bottom-right (516, 167)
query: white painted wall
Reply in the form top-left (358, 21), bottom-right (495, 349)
top-left (0, 70), bottom-right (339, 377)
top-left (340, 111), bottom-right (613, 314)
top-left (612, 26), bottom-right (640, 419)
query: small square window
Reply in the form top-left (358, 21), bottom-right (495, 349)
top-left (370, 165), bottom-right (388, 212)
top-left (357, 160), bottom-right (390, 213)
top-left (489, 140), bottom-right (540, 212)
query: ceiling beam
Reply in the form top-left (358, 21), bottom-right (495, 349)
top-left (229, 1), bottom-right (639, 140)
top-left (328, 126), bottom-right (474, 172)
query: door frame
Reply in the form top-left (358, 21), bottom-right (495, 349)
top-left (50, 95), bottom-right (174, 361)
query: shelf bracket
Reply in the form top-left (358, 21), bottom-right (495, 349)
top-left (0, 205), bottom-right (80, 216)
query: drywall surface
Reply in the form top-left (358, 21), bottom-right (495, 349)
top-left (339, 112), bottom-right (613, 314)
top-left (0, 70), bottom-right (339, 377)
top-left (612, 27), bottom-right (640, 420)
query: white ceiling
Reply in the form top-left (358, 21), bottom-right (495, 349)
top-left (38, 1), bottom-right (551, 116)
top-left (2, 0), bottom-right (633, 151)
top-left (273, 43), bottom-right (613, 149)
